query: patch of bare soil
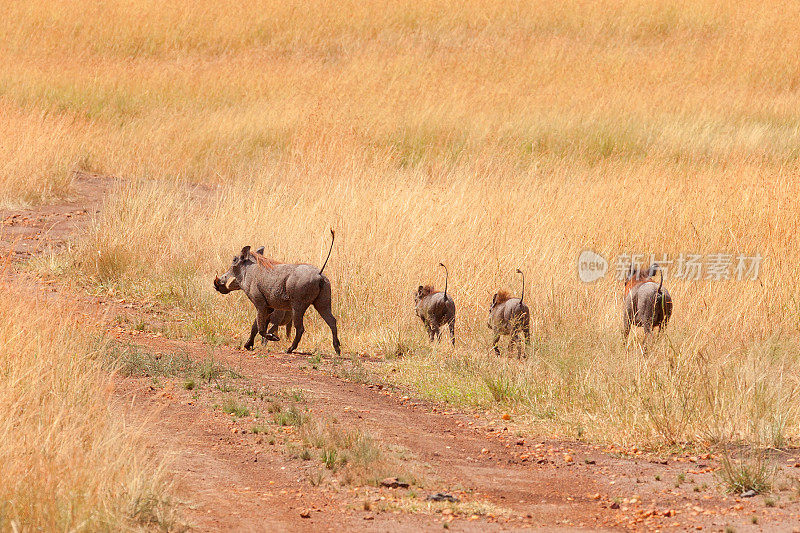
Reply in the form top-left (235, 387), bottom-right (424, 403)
top-left (0, 172), bottom-right (110, 259)
top-left (6, 174), bottom-right (800, 532)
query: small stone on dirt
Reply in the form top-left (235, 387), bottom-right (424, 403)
top-left (741, 490), bottom-right (758, 498)
top-left (380, 477), bottom-right (409, 489)
top-left (300, 510), bottom-right (311, 518)
top-left (502, 413), bottom-right (511, 420)
top-left (427, 493), bottom-right (459, 503)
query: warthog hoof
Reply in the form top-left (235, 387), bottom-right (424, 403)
top-left (263, 333), bottom-right (280, 342)
top-left (244, 342), bottom-right (254, 351)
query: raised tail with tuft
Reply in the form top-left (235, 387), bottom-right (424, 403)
top-left (652, 268), bottom-right (667, 320)
top-left (319, 228), bottom-right (335, 275)
top-left (516, 268), bottom-right (525, 304)
top-left (439, 263), bottom-right (449, 300)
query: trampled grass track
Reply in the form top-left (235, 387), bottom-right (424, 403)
top-left (5, 174), bottom-right (800, 531)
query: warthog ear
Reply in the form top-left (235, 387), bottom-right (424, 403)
top-left (647, 263), bottom-right (659, 277)
top-left (255, 246), bottom-right (265, 255)
top-left (417, 285), bottom-right (424, 297)
top-left (491, 293), bottom-right (498, 308)
top-left (240, 246), bottom-right (251, 257)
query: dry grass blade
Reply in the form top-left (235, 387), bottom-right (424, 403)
top-left (0, 285), bottom-right (178, 529)
top-left (717, 449), bottom-right (776, 495)
top-left (5, 0), bottom-right (800, 448)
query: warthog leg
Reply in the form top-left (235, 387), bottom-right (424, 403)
top-left (314, 304), bottom-right (341, 356)
top-left (448, 318), bottom-right (455, 346)
top-left (287, 302), bottom-right (310, 354)
top-left (245, 319), bottom-right (279, 350)
top-left (256, 307), bottom-right (280, 344)
top-left (245, 320), bottom-right (258, 351)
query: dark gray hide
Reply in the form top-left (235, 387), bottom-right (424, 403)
top-left (414, 287), bottom-right (456, 345)
top-left (488, 295), bottom-right (530, 357)
top-left (622, 269), bottom-right (673, 349)
top-left (216, 246), bottom-right (340, 355)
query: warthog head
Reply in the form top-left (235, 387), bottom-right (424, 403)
top-left (489, 290), bottom-right (511, 311)
top-left (414, 285), bottom-right (435, 316)
top-left (213, 245), bottom-right (264, 294)
top-left (624, 263), bottom-right (660, 294)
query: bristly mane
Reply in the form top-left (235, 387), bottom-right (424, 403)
top-left (420, 285), bottom-right (437, 297)
top-left (624, 264), bottom-right (656, 295)
top-left (253, 252), bottom-right (282, 269)
top-left (494, 290), bottom-right (512, 304)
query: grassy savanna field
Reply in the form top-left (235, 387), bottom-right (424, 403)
top-left (3, 2), bottom-right (800, 518)
top-left (0, 281), bottom-right (176, 529)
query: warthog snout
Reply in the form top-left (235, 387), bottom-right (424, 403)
top-left (213, 273), bottom-right (240, 294)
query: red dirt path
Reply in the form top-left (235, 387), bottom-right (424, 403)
top-left (4, 174), bottom-right (800, 532)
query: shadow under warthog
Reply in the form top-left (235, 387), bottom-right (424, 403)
top-left (214, 231), bottom-right (341, 355)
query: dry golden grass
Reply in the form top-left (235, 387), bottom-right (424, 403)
top-left (0, 108), bottom-right (81, 206)
top-left (4, 0), bottom-right (800, 193)
top-left (0, 284), bottom-right (175, 529)
top-left (5, 0), bottom-right (800, 447)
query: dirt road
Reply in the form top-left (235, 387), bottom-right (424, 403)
top-left (4, 174), bottom-right (800, 532)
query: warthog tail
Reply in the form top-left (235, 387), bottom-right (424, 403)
top-left (516, 268), bottom-right (525, 305)
top-left (319, 228), bottom-right (335, 275)
top-left (439, 263), bottom-right (449, 300)
top-left (653, 269), bottom-right (668, 319)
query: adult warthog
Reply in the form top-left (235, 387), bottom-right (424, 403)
top-left (414, 263), bottom-right (456, 345)
top-left (622, 263), bottom-right (672, 351)
top-left (488, 268), bottom-right (531, 358)
top-left (214, 230), bottom-right (341, 355)
top-left (214, 246), bottom-right (293, 350)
